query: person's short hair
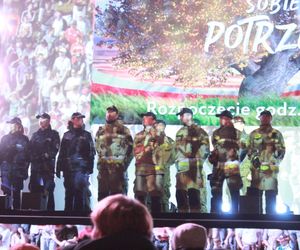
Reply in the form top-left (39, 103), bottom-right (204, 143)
top-left (233, 116), bottom-right (245, 124)
top-left (155, 119), bottom-right (166, 127)
top-left (10, 243), bottom-right (39, 250)
top-left (91, 194), bottom-right (153, 240)
top-left (171, 223), bottom-right (207, 250)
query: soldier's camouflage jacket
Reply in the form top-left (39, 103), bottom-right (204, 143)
top-left (134, 126), bottom-right (172, 175)
top-left (211, 125), bottom-right (242, 178)
top-left (212, 125), bottom-right (241, 162)
top-left (247, 124), bottom-right (285, 190)
top-left (152, 133), bottom-right (175, 174)
top-left (175, 123), bottom-right (210, 173)
top-left (95, 120), bottom-right (133, 170)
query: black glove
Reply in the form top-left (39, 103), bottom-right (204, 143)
top-left (56, 171), bottom-right (61, 178)
top-left (251, 156), bottom-right (261, 169)
top-left (208, 149), bottom-right (218, 165)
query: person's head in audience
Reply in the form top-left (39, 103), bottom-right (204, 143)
top-left (171, 223), bottom-right (207, 250)
top-left (90, 194), bottom-right (153, 240)
top-left (10, 243), bottom-right (39, 250)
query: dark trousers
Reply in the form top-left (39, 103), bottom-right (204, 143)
top-left (260, 190), bottom-right (277, 214)
top-left (64, 171), bottom-right (91, 211)
top-left (209, 164), bottom-right (242, 213)
top-left (211, 189), bottom-right (240, 214)
top-left (1, 175), bottom-right (23, 209)
top-left (29, 173), bottom-right (55, 210)
top-left (246, 188), bottom-right (277, 214)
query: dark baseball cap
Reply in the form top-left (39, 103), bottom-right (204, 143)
top-left (7, 117), bottom-right (22, 125)
top-left (176, 108), bottom-right (193, 116)
top-left (106, 105), bottom-right (119, 113)
top-left (71, 112), bottom-right (85, 119)
top-left (216, 110), bottom-right (233, 119)
top-left (36, 113), bottom-right (50, 120)
top-left (155, 119), bottom-right (166, 126)
top-left (260, 110), bottom-right (272, 117)
top-left (139, 112), bottom-right (156, 119)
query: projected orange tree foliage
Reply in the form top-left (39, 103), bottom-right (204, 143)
top-left (98, 0), bottom-right (299, 98)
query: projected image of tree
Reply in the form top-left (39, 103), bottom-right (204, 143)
top-left (98, 0), bottom-right (300, 98)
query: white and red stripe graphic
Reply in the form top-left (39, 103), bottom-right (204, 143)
top-left (92, 44), bottom-right (300, 98)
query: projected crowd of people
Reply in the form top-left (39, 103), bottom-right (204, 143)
top-left (0, 0), bottom-right (93, 137)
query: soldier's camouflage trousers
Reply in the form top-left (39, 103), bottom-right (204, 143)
top-left (209, 165), bottom-right (242, 213)
top-left (134, 174), bottom-right (164, 213)
top-left (175, 161), bottom-right (203, 213)
top-left (162, 175), bottom-right (171, 212)
top-left (97, 163), bottom-right (125, 201)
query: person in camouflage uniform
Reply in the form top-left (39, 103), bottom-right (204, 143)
top-left (209, 110), bottom-right (242, 213)
top-left (153, 119), bottom-right (175, 212)
top-left (175, 108), bottom-right (210, 213)
top-left (95, 105), bottom-right (133, 201)
top-left (0, 117), bottom-right (30, 209)
top-left (247, 110), bottom-right (285, 214)
top-left (29, 113), bottom-right (60, 210)
top-left (133, 112), bottom-right (165, 212)
top-left (233, 116), bottom-right (251, 195)
top-left (233, 116), bottom-right (248, 162)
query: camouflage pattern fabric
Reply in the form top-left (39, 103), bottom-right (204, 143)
top-left (247, 125), bottom-right (285, 191)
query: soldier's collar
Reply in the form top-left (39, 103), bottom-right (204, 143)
top-left (106, 119), bottom-right (118, 124)
top-left (259, 124), bottom-right (272, 130)
top-left (183, 122), bottom-right (194, 127)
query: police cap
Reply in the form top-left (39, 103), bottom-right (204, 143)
top-left (7, 117), bottom-right (22, 125)
top-left (106, 105), bottom-right (119, 113)
top-left (139, 112), bottom-right (156, 120)
top-left (71, 112), bottom-right (85, 119)
top-left (36, 113), bottom-right (50, 120)
top-left (176, 108), bottom-right (193, 116)
top-left (260, 110), bottom-right (272, 117)
top-left (216, 110), bottom-right (233, 119)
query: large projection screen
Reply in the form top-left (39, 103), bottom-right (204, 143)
top-left (1, 0), bottom-right (300, 214)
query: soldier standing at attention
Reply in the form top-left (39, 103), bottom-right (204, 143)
top-left (233, 116), bottom-right (251, 195)
top-left (95, 105), bottom-right (133, 201)
top-left (29, 113), bottom-right (60, 210)
top-left (56, 112), bottom-right (95, 211)
top-left (175, 108), bottom-right (210, 213)
top-left (247, 110), bottom-right (285, 214)
top-left (0, 117), bottom-right (30, 209)
top-left (209, 110), bottom-right (242, 213)
top-left (133, 112), bottom-right (164, 212)
top-left (153, 119), bottom-right (175, 212)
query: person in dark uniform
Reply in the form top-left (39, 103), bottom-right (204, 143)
top-left (209, 110), bottom-right (243, 213)
top-left (56, 112), bottom-right (95, 211)
top-left (0, 117), bottom-right (29, 209)
top-left (28, 113), bottom-right (60, 210)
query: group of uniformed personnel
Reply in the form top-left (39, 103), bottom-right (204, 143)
top-left (0, 106), bottom-right (285, 214)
